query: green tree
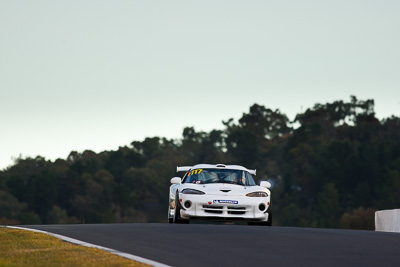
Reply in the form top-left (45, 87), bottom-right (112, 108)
top-left (0, 190), bottom-right (27, 224)
top-left (340, 207), bottom-right (376, 230)
top-left (315, 183), bottom-right (341, 228)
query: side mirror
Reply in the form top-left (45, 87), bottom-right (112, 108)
top-left (260, 181), bottom-right (271, 188)
top-left (170, 177), bottom-right (182, 184)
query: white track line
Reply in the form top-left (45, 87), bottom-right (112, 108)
top-left (4, 226), bottom-right (171, 267)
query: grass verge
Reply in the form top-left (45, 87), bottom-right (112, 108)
top-left (0, 227), bottom-right (149, 267)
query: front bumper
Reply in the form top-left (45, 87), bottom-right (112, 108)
top-left (178, 193), bottom-right (270, 222)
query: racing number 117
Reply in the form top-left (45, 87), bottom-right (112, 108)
top-left (190, 169), bottom-right (203, 176)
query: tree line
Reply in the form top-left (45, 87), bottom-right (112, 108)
top-left (1, 96), bottom-right (399, 229)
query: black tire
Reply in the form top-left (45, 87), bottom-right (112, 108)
top-left (249, 213), bottom-right (272, 226)
top-left (173, 192), bottom-right (189, 224)
top-left (265, 203), bottom-right (272, 226)
top-left (266, 212), bottom-right (272, 226)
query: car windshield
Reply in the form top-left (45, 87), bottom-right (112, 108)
top-left (183, 168), bottom-right (256, 186)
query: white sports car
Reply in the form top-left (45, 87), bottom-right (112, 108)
top-left (168, 164), bottom-right (272, 225)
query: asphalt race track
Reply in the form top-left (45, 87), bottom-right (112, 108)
top-left (24, 223), bottom-right (400, 267)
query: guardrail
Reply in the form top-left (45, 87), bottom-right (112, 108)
top-left (375, 209), bottom-right (400, 233)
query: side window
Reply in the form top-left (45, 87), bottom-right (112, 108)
top-left (245, 172), bottom-right (256, 186)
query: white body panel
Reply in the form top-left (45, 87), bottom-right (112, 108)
top-left (168, 164), bottom-right (271, 224)
top-left (179, 190), bottom-right (270, 221)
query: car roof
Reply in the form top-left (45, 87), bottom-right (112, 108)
top-left (177, 164), bottom-right (256, 175)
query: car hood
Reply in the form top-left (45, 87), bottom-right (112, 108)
top-left (181, 183), bottom-right (269, 196)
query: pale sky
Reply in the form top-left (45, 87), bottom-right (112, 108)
top-left (1, 0), bottom-right (399, 170)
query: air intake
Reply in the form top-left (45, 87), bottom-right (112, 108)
top-left (216, 164), bottom-right (226, 168)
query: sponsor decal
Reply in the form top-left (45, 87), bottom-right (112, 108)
top-left (208, 201), bottom-right (212, 205)
top-left (213, 200), bottom-right (238, 204)
top-left (188, 169), bottom-right (203, 176)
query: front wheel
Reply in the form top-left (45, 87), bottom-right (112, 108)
top-left (173, 193), bottom-right (189, 224)
top-left (248, 213), bottom-right (272, 226)
top-left (260, 212), bottom-right (272, 226)
top-left (265, 212), bottom-right (272, 226)
top-left (267, 212), bottom-right (272, 226)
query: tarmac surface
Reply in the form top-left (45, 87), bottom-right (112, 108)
top-left (24, 223), bottom-right (400, 267)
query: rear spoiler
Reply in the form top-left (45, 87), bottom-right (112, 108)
top-left (249, 169), bottom-right (257, 176)
top-left (177, 166), bottom-right (192, 172)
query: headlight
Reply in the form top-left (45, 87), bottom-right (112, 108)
top-left (246, 191), bottom-right (268, 197)
top-left (182, 189), bottom-right (205, 195)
